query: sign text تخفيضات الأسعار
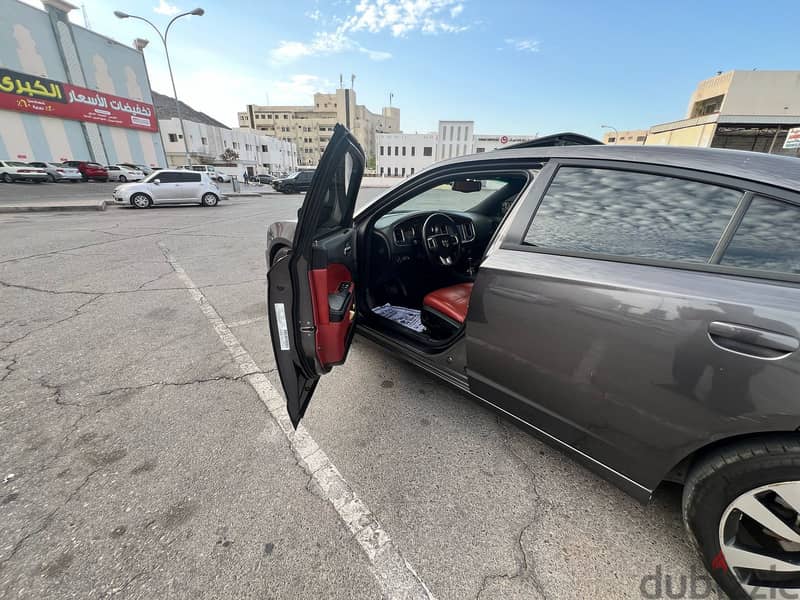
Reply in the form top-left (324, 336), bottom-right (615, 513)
top-left (0, 67), bottom-right (157, 133)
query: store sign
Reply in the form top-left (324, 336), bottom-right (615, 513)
top-left (783, 127), bottom-right (800, 150)
top-left (0, 68), bottom-right (157, 132)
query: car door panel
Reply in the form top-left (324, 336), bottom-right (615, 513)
top-left (267, 124), bottom-right (364, 426)
top-left (469, 249), bottom-right (800, 492)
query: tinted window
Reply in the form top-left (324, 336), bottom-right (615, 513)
top-left (721, 196), bottom-right (800, 275)
top-left (524, 167), bottom-right (742, 264)
top-left (156, 172), bottom-right (179, 183)
top-left (173, 172), bottom-right (201, 182)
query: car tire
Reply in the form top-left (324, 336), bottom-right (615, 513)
top-left (683, 436), bottom-right (800, 599)
top-left (47, 173), bottom-right (56, 182)
top-left (131, 193), bottom-right (152, 209)
top-left (34, 179), bottom-right (42, 184)
top-left (2, 173), bottom-right (12, 183)
top-left (283, 186), bottom-right (294, 194)
top-left (82, 176), bottom-right (88, 182)
top-left (201, 193), bottom-right (219, 207)
top-left (119, 175), bottom-right (127, 183)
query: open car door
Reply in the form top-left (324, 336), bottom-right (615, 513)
top-left (267, 124), bottom-right (364, 427)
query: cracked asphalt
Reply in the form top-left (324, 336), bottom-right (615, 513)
top-left (0, 193), bottom-right (723, 599)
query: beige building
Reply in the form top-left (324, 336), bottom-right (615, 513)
top-left (645, 70), bottom-right (800, 156)
top-left (239, 88), bottom-right (400, 166)
top-left (602, 129), bottom-right (648, 145)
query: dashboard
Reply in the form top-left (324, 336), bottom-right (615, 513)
top-left (372, 210), bottom-right (498, 265)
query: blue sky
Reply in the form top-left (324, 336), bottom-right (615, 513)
top-left (45, 0), bottom-right (800, 138)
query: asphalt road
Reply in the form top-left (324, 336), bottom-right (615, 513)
top-left (0, 192), bottom-right (724, 599)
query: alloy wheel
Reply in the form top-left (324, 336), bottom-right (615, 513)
top-left (718, 481), bottom-right (800, 596)
top-left (2, 173), bottom-right (11, 183)
top-left (131, 193), bottom-right (151, 208)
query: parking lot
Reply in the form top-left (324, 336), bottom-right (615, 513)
top-left (0, 193), bottom-right (723, 599)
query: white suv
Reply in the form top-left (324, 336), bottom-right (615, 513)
top-left (112, 169), bottom-right (223, 208)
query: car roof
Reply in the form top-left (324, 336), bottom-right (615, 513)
top-left (440, 145), bottom-right (800, 192)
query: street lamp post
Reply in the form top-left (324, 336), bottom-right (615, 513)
top-left (114, 8), bottom-right (204, 166)
top-left (600, 124), bottom-right (619, 143)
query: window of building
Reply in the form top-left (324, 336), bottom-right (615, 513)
top-left (380, 146), bottom-right (384, 156)
top-left (410, 167), bottom-right (415, 175)
top-left (423, 146), bottom-right (432, 156)
top-left (261, 145), bottom-right (268, 152)
top-left (636, 136), bottom-right (646, 142)
top-left (476, 147), bottom-right (485, 153)
top-left (394, 167), bottom-right (398, 176)
top-left (387, 146), bottom-right (392, 156)
top-left (283, 114), bottom-right (288, 119)
top-left (607, 137), bottom-right (616, 143)
top-left (232, 142), bottom-right (239, 149)
top-left (168, 133), bottom-right (178, 142)
top-left (201, 137), bottom-right (207, 145)
top-left (401, 167), bottom-right (406, 176)
top-left (395, 146), bottom-right (399, 156)
top-left (690, 95), bottom-right (725, 118)
top-left (402, 146), bottom-right (406, 156)
top-left (721, 196), bottom-right (800, 275)
top-left (523, 167), bottom-right (742, 264)
top-left (411, 146), bottom-right (416, 157)
top-left (380, 167), bottom-right (384, 175)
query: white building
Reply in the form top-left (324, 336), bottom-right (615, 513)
top-left (155, 92), bottom-right (297, 175)
top-left (377, 121), bottom-right (536, 178)
top-left (376, 133), bottom-right (436, 177)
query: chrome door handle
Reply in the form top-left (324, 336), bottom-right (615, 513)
top-left (708, 321), bottom-right (799, 358)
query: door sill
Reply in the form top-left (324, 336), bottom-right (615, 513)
top-left (356, 324), bottom-right (469, 390)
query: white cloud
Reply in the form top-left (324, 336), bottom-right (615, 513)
top-left (271, 0), bottom-right (466, 63)
top-left (267, 74), bottom-right (334, 105)
top-left (504, 38), bottom-right (541, 53)
top-left (154, 0), bottom-right (180, 16)
top-left (306, 9), bottom-right (322, 21)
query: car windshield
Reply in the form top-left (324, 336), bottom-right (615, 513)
top-left (387, 179), bottom-right (509, 213)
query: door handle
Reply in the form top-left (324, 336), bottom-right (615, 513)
top-left (708, 321), bottom-right (799, 358)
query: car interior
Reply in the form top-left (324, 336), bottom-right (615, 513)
top-left (361, 172), bottom-right (532, 349)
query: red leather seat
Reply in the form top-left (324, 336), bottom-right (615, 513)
top-left (423, 283), bottom-right (474, 324)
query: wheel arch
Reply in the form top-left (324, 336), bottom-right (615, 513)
top-left (662, 429), bottom-right (800, 487)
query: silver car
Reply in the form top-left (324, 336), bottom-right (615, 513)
top-left (112, 169), bottom-right (223, 208)
top-left (27, 161), bottom-right (82, 182)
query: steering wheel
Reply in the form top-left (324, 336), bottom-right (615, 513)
top-left (422, 213), bottom-right (462, 267)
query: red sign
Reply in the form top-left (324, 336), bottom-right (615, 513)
top-left (0, 68), bottom-right (158, 132)
top-left (500, 135), bottom-right (509, 144)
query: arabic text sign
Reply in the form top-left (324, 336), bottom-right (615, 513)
top-left (0, 68), bottom-right (157, 133)
top-left (783, 127), bottom-right (800, 150)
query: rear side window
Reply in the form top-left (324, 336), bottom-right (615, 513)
top-left (524, 167), bottom-right (742, 264)
top-left (184, 172), bottom-right (202, 182)
top-left (721, 196), bottom-right (800, 275)
top-left (157, 172), bottom-right (179, 183)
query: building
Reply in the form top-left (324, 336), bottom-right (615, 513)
top-left (376, 132), bottom-right (436, 177)
top-left (645, 71), bottom-right (800, 156)
top-left (377, 121), bottom-right (536, 177)
top-left (0, 0), bottom-right (167, 167)
top-left (602, 129), bottom-right (648, 145)
top-left (239, 87), bottom-right (399, 166)
top-left (155, 92), bottom-right (297, 175)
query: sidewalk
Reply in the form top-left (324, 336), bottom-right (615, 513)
top-left (0, 199), bottom-right (106, 213)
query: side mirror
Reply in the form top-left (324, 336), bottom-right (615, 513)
top-left (152, 179), bottom-right (160, 185)
top-left (452, 180), bottom-right (482, 193)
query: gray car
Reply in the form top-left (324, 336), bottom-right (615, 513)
top-left (266, 125), bottom-right (800, 599)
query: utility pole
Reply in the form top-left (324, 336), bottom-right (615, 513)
top-left (351, 73), bottom-right (355, 90)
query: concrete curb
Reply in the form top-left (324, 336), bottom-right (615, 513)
top-left (0, 200), bottom-right (107, 213)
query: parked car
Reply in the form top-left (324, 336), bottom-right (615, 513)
top-left (105, 164), bottom-right (144, 182)
top-left (256, 174), bottom-right (275, 184)
top-left (112, 169), bottom-right (222, 208)
top-left (214, 172), bottom-right (232, 183)
top-left (62, 160), bottom-right (108, 182)
top-left (267, 125), bottom-right (800, 600)
top-left (0, 160), bottom-right (48, 183)
top-left (118, 162), bottom-right (154, 176)
top-left (272, 169), bottom-right (315, 193)
top-left (27, 161), bottom-right (82, 182)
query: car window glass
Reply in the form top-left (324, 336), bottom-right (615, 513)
top-left (389, 179), bottom-right (508, 214)
top-left (311, 150), bottom-right (360, 230)
top-left (156, 172), bottom-right (178, 183)
top-left (187, 172), bottom-right (202, 182)
top-left (721, 196), bottom-right (800, 275)
top-left (523, 167), bottom-right (742, 264)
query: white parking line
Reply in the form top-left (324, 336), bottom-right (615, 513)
top-left (158, 242), bottom-right (435, 600)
